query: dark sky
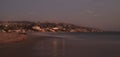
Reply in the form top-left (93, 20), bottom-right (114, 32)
top-left (0, 0), bottom-right (120, 31)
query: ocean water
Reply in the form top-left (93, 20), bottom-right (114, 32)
top-left (0, 32), bottom-right (120, 57)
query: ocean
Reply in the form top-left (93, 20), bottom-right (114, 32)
top-left (0, 32), bottom-right (120, 57)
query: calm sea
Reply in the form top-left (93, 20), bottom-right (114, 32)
top-left (0, 32), bottom-right (120, 57)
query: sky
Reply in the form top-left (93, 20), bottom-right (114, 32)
top-left (0, 0), bottom-right (120, 31)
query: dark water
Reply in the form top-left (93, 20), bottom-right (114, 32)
top-left (0, 32), bottom-right (120, 57)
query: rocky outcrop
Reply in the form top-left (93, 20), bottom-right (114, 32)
top-left (0, 21), bottom-right (103, 33)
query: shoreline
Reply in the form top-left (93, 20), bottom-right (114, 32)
top-left (0, 32), bottom-right (27, 44)
top-left (1, 31), bottom-right (119, 44)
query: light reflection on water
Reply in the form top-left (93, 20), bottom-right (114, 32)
top-left (30, 32), bottom-right (120, 57)
top-left (33, 38), bottom-right (65, 57)
top-left (0, 32), bottom-right (120, 57)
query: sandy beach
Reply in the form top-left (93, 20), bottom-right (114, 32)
top-left (0, 32), bottom-right (27, 44)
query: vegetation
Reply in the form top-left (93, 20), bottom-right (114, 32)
top-left (0, 21), bottom-right (103, 33)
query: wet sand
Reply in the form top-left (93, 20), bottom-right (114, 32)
top-left (0, 33), bottom-right (120, 57)
top-left (0, 33), bottom-right (27, 44)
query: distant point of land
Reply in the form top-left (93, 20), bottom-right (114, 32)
top-left (0, 21), bottom-right (103, 44)
top-left (0, 21), bottom-right (103, 33)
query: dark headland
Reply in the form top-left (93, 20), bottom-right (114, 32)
top-left (0, 21), bottom-right (103, 43)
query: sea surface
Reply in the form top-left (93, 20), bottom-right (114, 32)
top-left (0, 32), bottom-right (120, 57)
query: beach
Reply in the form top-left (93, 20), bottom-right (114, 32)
top-left (0, 32), bottom-right (120, 57)
top-left (0, 32), bottom-right (27, 44)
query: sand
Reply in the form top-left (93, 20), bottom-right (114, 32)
top-left (0, 32), bottom-right (27, 44)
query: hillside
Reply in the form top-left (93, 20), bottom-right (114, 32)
top-left (0, 21), bottom-right (103, 33)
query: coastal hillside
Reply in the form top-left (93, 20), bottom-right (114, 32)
top-left (0, 21), bottom-right (103, 33)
